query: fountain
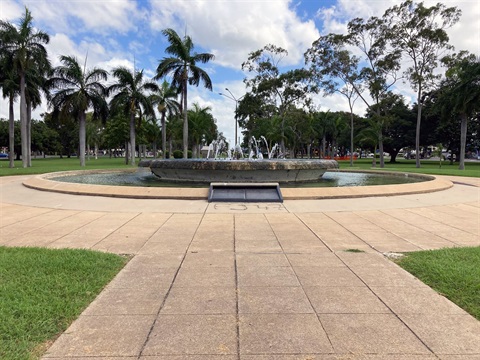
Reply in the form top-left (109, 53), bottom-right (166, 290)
top-left (138, 138), bottom-right (339, 183)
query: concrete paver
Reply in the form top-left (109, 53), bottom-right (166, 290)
top-left (0, 175), bottom-right (479, 359)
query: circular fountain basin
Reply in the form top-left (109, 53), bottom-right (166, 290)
top-left (138, 159), bottom-right (339, 183)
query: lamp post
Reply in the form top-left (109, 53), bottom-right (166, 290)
top-left (219, 88), bottom-right (244, 146)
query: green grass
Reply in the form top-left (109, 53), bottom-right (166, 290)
top-left (0, 156), bottom-right (129, 176)
top-left (0, 246), bottom-right (129, 360)
top-left (1, 156), bottom-right (478, 177)
top-left (396, 247), bottom-right (480, 320)
top-left (338, 158), bottom-right (480, 177)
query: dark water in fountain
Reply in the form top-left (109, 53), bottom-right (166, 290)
top-left (52, 169), bottom-right (428, 188)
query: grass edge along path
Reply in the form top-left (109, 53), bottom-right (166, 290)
top-left (1, 157), bottom-right (479, 178)
top-left (396, 246), bottom-right (480, 320)
top-left (0, 246), bottom-right (129, 360)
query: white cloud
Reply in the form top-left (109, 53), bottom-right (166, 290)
top-left (148, 0), bottom-right (320, 69)
top-left (0, 0), bottom-right (23, 21)
top-left (21, 0), bottom-right (144, 35)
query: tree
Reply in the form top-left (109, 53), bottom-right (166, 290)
top-left (109, 67), bottom-right (158, 166)
top-left (305, 33), bottom-right (362, 166)
top-left (155, 28), bottom-right (214, 159)
top-left (150, 80), bottom-right (180, 158)
top-left (242, 44), bottom-right (315, 154)
top-left (385, 0), bottom-right (461, 168)
top-left (439, 53), bottom-right (480, 170)
top-left (0, 53), bottom-right (18, 167)
top-left (48, 55), bottom-right (108, 166)
top-left (0, 7), bottom-right (50, 168)
top-left (306, 15), bottom-right (401, 168)
top-left (188, 103), bottom-right (218, 157)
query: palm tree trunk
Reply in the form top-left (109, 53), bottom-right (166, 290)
top-left (183, 82), bottom-right (188, 159)
top-left (20, 73), bottom-right (28, 168)
top-left (130, 111), bottom-right (136, 165)
top-left (79, 112), bottom-right (86, 167)
top-left (161, 111), bottom-right (167, 158)
top-left (27, 101), bottom-right (32, 167)
top-left (459, 113), bottom-right (467, 170)
top-left (8, 94), bottom-right (15, 168)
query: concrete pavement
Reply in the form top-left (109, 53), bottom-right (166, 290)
top-left (0, 174), bottom-right (479, 359)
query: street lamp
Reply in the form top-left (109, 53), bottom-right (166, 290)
top-left (219, 88), bottom-right (244, 146)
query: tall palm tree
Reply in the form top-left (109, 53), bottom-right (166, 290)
top-left (155, 28), bottom-right (214, 158)
top-left (0, 55), bottom-right (19, 168)
top-left (109, 67), bottom-right (158, 166)
top-left (25, 63), bottom-right (50, 166)
top-left (0, 8), bottom-right (50, 168)
top-left (48, 55), bottom-right (108, 167)
top-left (150, 80), bottom-right (180, 158)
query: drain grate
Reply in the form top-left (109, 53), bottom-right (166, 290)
top-left (208, 182), bottom-right (283, 202)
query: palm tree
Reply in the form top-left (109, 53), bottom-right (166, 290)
top-left (0, 8), bottom-right (50, 168)
top-left (48, 55), bottom-right (108, 167)
top-left (109, 67), bottom-right (158, 166)
top-left (150, 80), bottom-right (180, 158)
top-left (155, 28), bottom-right (214, 158)
top-left (0, 56), bottom-right (19, 168)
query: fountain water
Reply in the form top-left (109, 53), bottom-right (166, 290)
top-left (139, 137), bottom-right (338, 183)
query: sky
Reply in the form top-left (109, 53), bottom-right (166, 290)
top-left (1, 0), bottom-right (479, 145)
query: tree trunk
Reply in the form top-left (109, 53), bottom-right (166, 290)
top-left (379, 133), bottom-right (385, 168)
top-left (349, 108), bottom-right (354, 167)
top-left (79, 112), bottom-right (86, 166)
top-left (8, 94), bottom-right (15, 168)
top-left (183, 82), bottom-right (188, 159)
top-left (322, 135), bottom-right (326, 159)
top-left (458, 113), bottom-right (467, 170)
top-left (161, 111), bottom-right (167, 158)
top-left (27, 101), bottom-right (32, 167)
top-left (20, 73), bottom-right (28, 168)
top-left (130, 111), bottom-right (136, 165)
top-left (415, 87), bottom-right (423, 168)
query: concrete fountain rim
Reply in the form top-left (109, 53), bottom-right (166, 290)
top-left (21, 168), bottom-right (453, 200)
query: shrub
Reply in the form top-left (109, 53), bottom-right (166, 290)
top-left (173, 150), bottom-right (183, 158)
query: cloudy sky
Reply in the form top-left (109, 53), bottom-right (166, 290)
top-left (1, 0), bottom-right (479, 145)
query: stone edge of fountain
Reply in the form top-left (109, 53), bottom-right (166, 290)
top-left (22, 170), bottom-right (453, 200)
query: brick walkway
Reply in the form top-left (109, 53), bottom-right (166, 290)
top-left (0, 175), bottom-right (479, 359)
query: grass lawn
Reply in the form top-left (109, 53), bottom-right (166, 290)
top-left (0, 156), bottom-right (128, 176)
top-left (0, 246), bottom-right (128, 360)
top-left (0, 156), bottom-right (479, 177)
top-left (396, 247), bottom-right (480, 320)
top-left (337, 158), bottom-right (480, 177)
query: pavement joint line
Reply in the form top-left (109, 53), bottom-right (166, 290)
top-left (137, 211), bottom-right (207, 358)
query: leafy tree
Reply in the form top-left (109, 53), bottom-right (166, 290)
top-left (150, 80), bottom-right (180, 158)
top-left (305, 33), bottom-right (362, 166)
top-left (188, 103), bottom-right (218, 157)
top-left (48, 55), bottom-right (108, 166)
top-left (438, 53), bottom-right (480, 170)
top-left (42, 111), bottom-right (77, 157)
top-left (109, 67), bottom-right (158, 166)
top-left (346, 16), bottom-right (402, 168)
top-left (384, 0), bottom-right (461, 168)
top-left (103, 113), bottom-right (129, 158)
top-left (155, 28), bottom-right (214, 159)
top-left (241, 44), bottom-right (315, 154)
top-left (0, 8), bottom-right (50, 167)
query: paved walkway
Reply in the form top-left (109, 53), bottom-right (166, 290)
top-left (0, 175), bottom-right (479, 359)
